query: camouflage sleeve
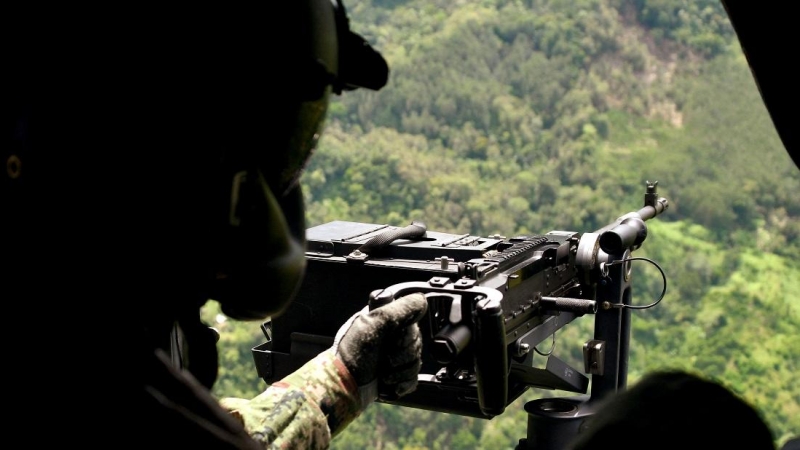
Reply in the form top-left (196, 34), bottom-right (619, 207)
top-left (219, 348), bottom-right (362, 450)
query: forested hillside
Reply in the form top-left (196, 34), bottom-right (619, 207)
top-left (206, 0), bottom-right (800, 447)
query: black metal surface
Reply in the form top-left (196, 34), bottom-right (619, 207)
top-left (253, 184), bottom-right (669, 427)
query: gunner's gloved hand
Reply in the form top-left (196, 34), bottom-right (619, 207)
top-left (333, 293), bottom-right (428, 407)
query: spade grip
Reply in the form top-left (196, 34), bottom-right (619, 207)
top-left (475, 297), bottom-right (508, 417)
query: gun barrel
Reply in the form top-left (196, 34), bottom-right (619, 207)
top-left (636, 197), bottom-right (669, 221)
top-left (595, 192), bottom-right (668, 254)
top-left (595, 197), bottom-right (669, 234)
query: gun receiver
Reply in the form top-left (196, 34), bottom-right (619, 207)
top-left (252, 182), bottom-right (669, 418)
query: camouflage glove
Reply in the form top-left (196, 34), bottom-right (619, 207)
top-left (332, 293), bottom-right (428, 408)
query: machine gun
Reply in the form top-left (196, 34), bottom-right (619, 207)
top-left (252, 181), bottom-right (669, 448)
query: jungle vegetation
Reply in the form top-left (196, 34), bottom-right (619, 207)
top-left (204, 0), bottom-right (800, 447)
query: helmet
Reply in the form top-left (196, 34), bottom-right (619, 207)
top-left (4, 1), bottom-right (388, 383)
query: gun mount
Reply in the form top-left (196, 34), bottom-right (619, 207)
top-left (252, 182), bottom-right (668, 446)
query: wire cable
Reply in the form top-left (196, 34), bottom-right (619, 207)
top-left (604, 257), bottom-right (667, 310)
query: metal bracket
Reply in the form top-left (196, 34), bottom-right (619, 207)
top-left (583, 339), bottom-right (605, 375)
